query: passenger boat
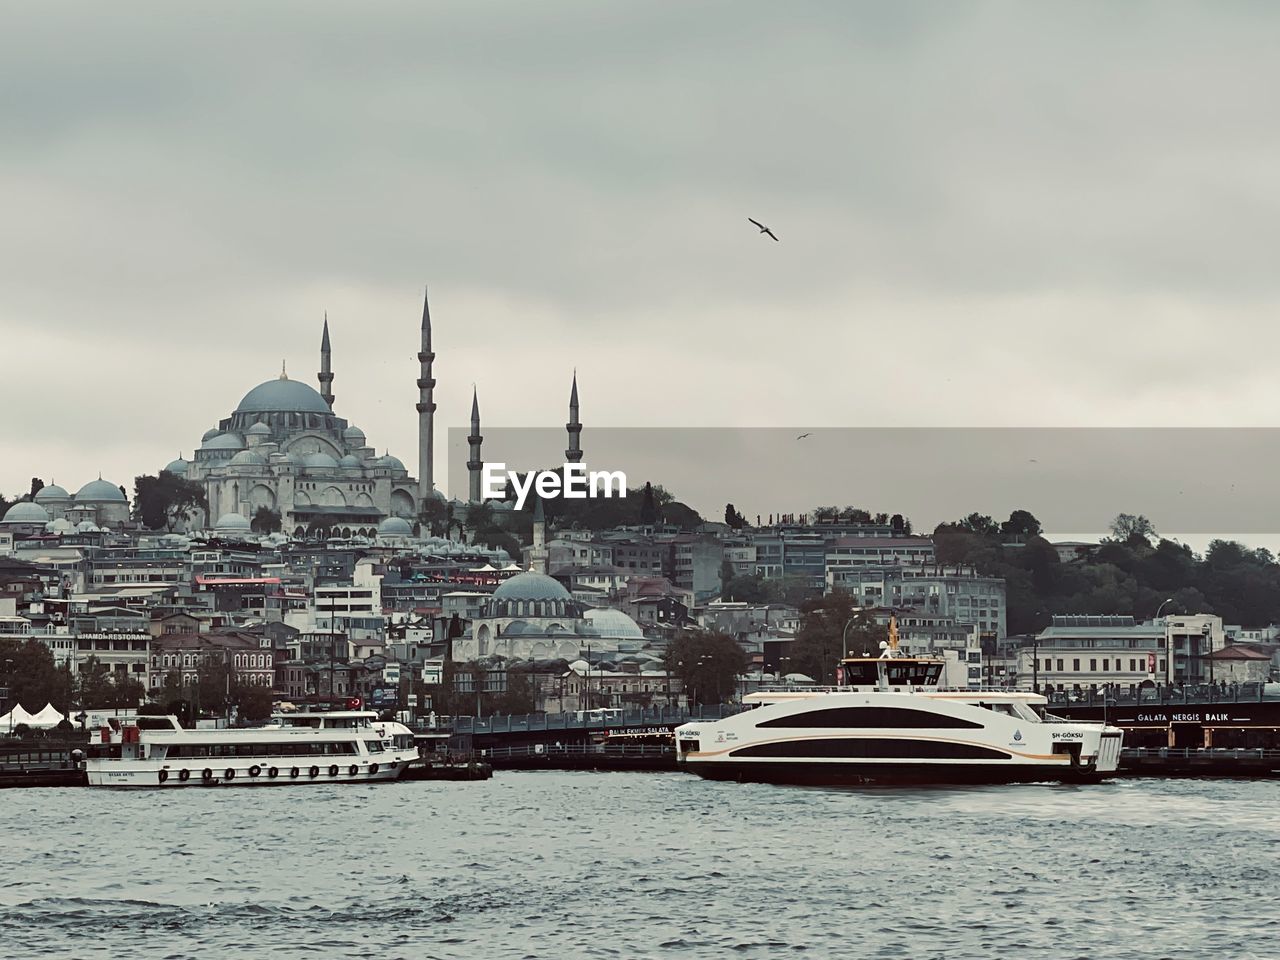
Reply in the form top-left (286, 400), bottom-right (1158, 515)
top-left (84, 710), bottom-right (419, 788)
top-left (675, 618), bottom-right (1123, 786)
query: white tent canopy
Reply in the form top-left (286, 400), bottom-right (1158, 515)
top-left (27, 703), bottom-right (66, 728)
top-left (0, 704), bottom-right (37, 729)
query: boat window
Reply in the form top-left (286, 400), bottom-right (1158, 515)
top-left (1010, 702), bottom-right (1043, 723)
top-left (731, 738), bottom-right (1010, 760)
top-left (367, 740), bottom-right (385, 753)
top-left (757, 707), bottom-right (983, 730)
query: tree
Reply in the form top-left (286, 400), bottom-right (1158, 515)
top-left (724, 503), bottom-right (746, 529)
top-left (722, 574), bottom-right (777, 604)
top-left (639, 483), bottom-right (657, 525)
top-left (0, 638), bottom-right (67, 712)
top-left (957, 513), bottom-right (1000, 537)
top-left (250, 506), bottom-right (282, 534)
top-left (133, 471), bottom-right (208, 531)
top-left (791, 593), bottom-right (884, 684)
top-left (1001, 509), bottom-right (1042, 539)
top-left (1110, 513), bottom-right (1156, 547)
top-left (233, 680), bottom-right (275, 722)
top-left (663, 631), bottom-right (748, 705)
top-left (29, 478), bottom-right (44, 500)
top-left (417, 497), bottom-right (449, 537)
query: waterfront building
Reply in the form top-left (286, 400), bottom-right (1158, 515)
top-left (1020, 615), bottom-right (1166, 692)
top-left (1204, 644), bottom-right (1275, 684)
top-left (824, 536), bottom-right (936, 572)
top-left (827, 565), bottom-right (1007, 640)
top-left (1163, 614), bottom-right (1226, 684)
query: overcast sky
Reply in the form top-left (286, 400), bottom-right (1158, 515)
top-left (4, 3), bottom-right (1280, 532)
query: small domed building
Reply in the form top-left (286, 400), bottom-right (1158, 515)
top-left (0, 500), bottom-right (51, 535)
top-left (453, 570), bottom-right (630, 662)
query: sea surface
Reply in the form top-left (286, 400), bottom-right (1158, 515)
top-left (1, 773), bottom-right (1277, 960)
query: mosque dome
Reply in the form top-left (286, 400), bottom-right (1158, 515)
top-left (2, 501), bottom-right (50, 524)
top-left (229, 450), bottom-right (267, 467)
top-left (302, 452), bottom-right (339, 472)
top-left (584, 607), bottom-right (645, 640)
top-left (246, 422), bottom-right (272, 436)
top-left (378, 516), bottom-right (413, 537)
top-left (493, 571), bottom-right (573, 603)
top-left (46, 518), bottom-right (76, 534)
top-left (202, 427), bottom-right (221, 442)
top-left (338, 454), bottom-right (362, 469)
top-left (163, 458), bottom-right (188, 476)
top-left (75, 520), bottom-right (101, 533)
top-left (343, 425), bottom-right (366, 443)
top-left (33, 484), bottom-right (70, 503)
top-left (235, 377), bottom-right (331, 415)
top-left (376, 454), bottom-right (406, 471)
top-left (75, 479), bottom-right (127, 502)
top-left (215, 512), bottom-right (251, 534)
top-left (202, 432), bottom-right (244, 451)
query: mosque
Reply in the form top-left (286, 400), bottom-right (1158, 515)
top-left (159, 289), bottom-right (583, 538)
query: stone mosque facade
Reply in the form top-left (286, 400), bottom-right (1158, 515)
top-left (161, 289), bottom-right (583, 538)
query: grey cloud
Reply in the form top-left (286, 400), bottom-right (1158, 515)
top-left (4, 3), bottom-right (1280, 497)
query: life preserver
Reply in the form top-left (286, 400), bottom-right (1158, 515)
top-left (348, 764), bottom-right (358, 776)
top-left (289, 766), bottom-right (300, 779)
top-left (178, 769), bottom-right (191, 782)
top-left (158, 769), bottom-right (169, 784)
top-left (267, 766), bottom-right (279, 779)
top-left (248, 765), bottom-right (262, 778)
top-left (308, 765), bottom-right (319, 778)
top-left (224, 768), bottom-right (236, 780)
top-left (369, 763), bottom-right (379, 775)
top-left (202, 768), bottom-right (214, 782)
top-left (328, 764), bottom-right (339, 777)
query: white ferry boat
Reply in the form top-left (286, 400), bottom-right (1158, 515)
top-left (85, 710), bottom-right (420, 788)
top-left (676, 619), bottom-right (1123, 786)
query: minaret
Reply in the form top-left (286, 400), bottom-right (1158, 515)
top-left (565, 371), bottom-right (582, 463)
top-left (530, 496), bottom-right (548, 573)
top-left (318, 313), bottom-right (335, 409)
top-left (416, 287), bottom-right (437, 504)
top-left (467, 386), bottom-right (484, 503)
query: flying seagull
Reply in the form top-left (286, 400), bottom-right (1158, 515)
top-left (748, 218), bottom-right (779, 241)
top-left (796, 432), bottom-right (812, 440)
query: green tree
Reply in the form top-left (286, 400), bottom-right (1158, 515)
top-left (133, 471), bottom-right (209, 531)
top-left (638, 482), bottom-right (657, 524)
top-left (791, 592), bottom-right (884, 684)
top-left (250, 506), bottom-right (282, 534)
top-left (663, 631), bottom-right (747, 705)
top-left (1109, 513), bottom-right (1157, 547)
top-left (417, 497), bottom-right (449, 537)
top-left (74, 656), bottom-right (116, 707)
top-left (1001, 509), bottom-right (1042, 539)
top-left (0, 638), bottom-right (66, 712)
top-left (233, 681), bottom-right (276, 722)
top-left (722, 574), bottom-right (778, 604)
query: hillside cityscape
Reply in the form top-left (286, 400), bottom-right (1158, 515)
top-left (2, 297), bottom-right (1276, 728)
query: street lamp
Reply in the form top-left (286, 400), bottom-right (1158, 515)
top-left (3, 658), bottom-right (13, 735)
top-left (1155, 598), bottom-right (1175, 621)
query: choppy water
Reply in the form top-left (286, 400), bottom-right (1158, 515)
top-left (1, 773), bottom-right (1277, 959)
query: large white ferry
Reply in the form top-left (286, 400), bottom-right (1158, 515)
top-left (676, 619), bottom-right (1123, 786)
top-left (85, 710), bottom-right (419, 788)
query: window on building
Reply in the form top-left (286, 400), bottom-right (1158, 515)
top-left (1089, 659), bottom-right (1097, 671)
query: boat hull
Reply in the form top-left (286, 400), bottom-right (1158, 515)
top-left (86, 757), bottom-right (412, 788)
top-left (680, 759), bottom-right (1109, 786)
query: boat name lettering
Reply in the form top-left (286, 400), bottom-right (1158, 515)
top-left (1052, 732), bottom-right (1084, 740)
